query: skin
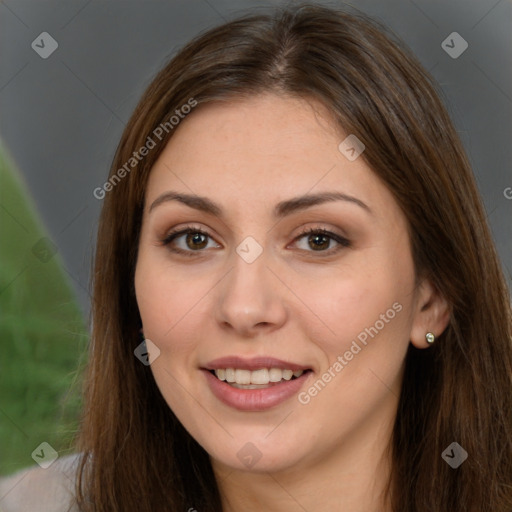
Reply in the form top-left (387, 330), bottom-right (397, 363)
top-left (134, 93), bottom-right (450, 512)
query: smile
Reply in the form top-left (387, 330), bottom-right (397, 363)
top-left (212, 368), bottom-right (305, 388)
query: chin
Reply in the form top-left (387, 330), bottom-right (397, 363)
top-left (198, 426), bottom-right (313, 474)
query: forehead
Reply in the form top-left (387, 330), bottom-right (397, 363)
top-left (144, 94), bottom-right (397, 220)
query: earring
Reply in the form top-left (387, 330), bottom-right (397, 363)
top-left (425, 332), bottom-right (435, 344)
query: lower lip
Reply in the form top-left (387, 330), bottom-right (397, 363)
top-left (202, 369), bottom-right (311, 411)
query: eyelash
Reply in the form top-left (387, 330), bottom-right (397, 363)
top-left (160, 224), bottom-right (351, 258)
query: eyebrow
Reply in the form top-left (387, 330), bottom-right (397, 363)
top-left (148, 190), bottom-right (372, 217)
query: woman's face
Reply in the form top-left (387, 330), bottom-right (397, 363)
top-left (135, 94), bottom-right (432, 474)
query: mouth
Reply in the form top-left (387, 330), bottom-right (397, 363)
top-left (201, 357), bottom-right (313, 411)
top-left (208, 368), bottom-right (312, 389)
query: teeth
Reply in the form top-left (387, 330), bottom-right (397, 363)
top-left (269, 368), bottom-right (282, 382)
top-left (235, 369), bottom-right (251, 385)
top-left (282, 369), bottom-right (293, 381)
top-left (251, 368), bottom-right (269, 384)
top-left (225, 368), bottom-right (235, 383)
top-left (214, 368), bottom-right (305, 385)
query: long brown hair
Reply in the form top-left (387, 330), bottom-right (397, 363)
top-left (76, 4), bottom-right (512, 511)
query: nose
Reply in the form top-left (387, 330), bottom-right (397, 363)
top-left (213, 247), bottom-right (288, 338)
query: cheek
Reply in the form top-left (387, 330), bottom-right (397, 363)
top-left (135, 257), bottom-right (208, 356)
top-left (298, 263), bottom-right (412, 359)
top-left (295, 276), bottom-right (412, 427)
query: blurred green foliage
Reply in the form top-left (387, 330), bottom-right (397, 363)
top-left (0, 142), bottom-right (88, 475)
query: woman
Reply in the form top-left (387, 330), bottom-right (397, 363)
top-left (1, 3), bottom-right (511, 511)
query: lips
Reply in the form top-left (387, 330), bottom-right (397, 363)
top-left (202, 356), bottom-right (313, 411)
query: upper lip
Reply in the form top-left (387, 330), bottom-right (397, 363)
top-left (203, 356), bottom-right (311, 372)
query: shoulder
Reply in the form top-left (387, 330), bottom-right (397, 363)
top-left (0, 453), bottom-right (80, 512)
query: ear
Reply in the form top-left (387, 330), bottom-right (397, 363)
top-left (409, 277), bottom-right (451, 349)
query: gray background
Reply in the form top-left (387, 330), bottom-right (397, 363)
top-left (1, 0), bottom-right (511, 318)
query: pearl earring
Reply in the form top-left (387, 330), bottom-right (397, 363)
top-left (426, 332), bottom-right (435, 344)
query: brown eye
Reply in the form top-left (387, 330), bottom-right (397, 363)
top-left (293, 228), bottom-right (351, 254)
top-left (184, 232), bottom-right (208, 250)
top-left (161, 226), bottom-right (221, 257)
top-left (307, 232), bottom-right (331, 251)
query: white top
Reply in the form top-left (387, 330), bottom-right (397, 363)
top-left (0, 454), bottom-right (80, 512)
